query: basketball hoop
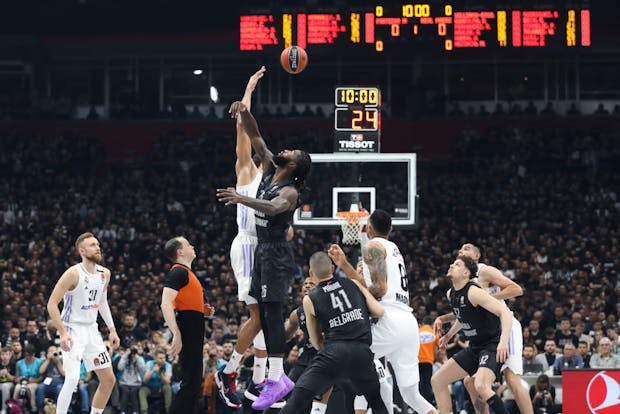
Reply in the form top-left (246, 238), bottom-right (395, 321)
top-left (336, 209), bottom-right (369, 245)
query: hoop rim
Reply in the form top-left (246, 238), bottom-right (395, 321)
top-left (335, 210), bottom-right (369, 224)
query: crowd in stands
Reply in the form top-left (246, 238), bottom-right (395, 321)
top-left (1, 120), bottom-right (619, 413)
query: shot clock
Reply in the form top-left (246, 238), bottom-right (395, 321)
top-left (334, 87), bottom-right (381, 153)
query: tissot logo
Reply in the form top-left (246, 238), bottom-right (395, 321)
top-left (586, 371), bottom-right (620, 413)
top-left (338, 140), bottom-right (375, 149)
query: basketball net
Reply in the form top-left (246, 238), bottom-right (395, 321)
top-left (336, 204), bottom-right (369, 245)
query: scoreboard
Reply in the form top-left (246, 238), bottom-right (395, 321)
top-left (240, 1), bottom-right (591, 52)
top-left (334, 87), bottom-right (381, 153)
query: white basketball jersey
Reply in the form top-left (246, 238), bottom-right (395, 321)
top-left (61, 263), bottom-right (107, 325)
top-left (476, 262), bottom-right (507, 306)
top-left (236, 173), bottom-right (262, 236)
top-left (362, 237), bottom-right (412, 313)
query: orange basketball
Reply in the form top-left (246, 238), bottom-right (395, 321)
top-left (280, 46), bottom-right (308, 74)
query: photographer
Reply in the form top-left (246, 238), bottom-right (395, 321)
top-left (12, 344), bottom-right (42, 412)
top-left (529, 374), bottom-right (560, 414)
top-left (118, 346), bottom-right (146, 414)
top-left (0, 347), bottom-right (16, 412)
top-left (36, 345), bottom-right (65, 413)
top-left (139, 349), bottom-right (172, 414)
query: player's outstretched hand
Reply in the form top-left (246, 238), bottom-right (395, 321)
top-left (496, 341), bottom-right (509, 363)
top-left (216, 187), bottom-right (241, 205)
top-left (246, 66), bottom-right (266, 93)
top-left (327, 244), bottom-right (347, 267)
top-left (229, 101), bottom-right (247, 118)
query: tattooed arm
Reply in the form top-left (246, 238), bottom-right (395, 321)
top-left (362, 240), bottom-right (388, 299)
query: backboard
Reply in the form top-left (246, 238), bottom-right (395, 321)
top-left (293, 153), bottom-right (417, 228)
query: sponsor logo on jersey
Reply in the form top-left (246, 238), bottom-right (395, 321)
top-left (80, 304), bottom-right (99, 310)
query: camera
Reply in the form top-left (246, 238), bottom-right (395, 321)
top-left (53, 351), bottom-right (60, 358)
top-left (130, 347), bottom-right (138, 356)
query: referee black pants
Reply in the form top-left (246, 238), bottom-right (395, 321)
top-left (170, 310), bottom-right (205, 414)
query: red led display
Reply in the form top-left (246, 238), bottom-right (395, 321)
top-left (239, 15), bottom-right (279, 51)
top-left (240, 2), bottom-right (592, 52)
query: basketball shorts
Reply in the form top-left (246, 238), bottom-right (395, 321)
top-left (453, 342), bottom-right (501, 380)
top-left (230, 233), bottom-right (258, 304)
top-left (370, 308), bottom-right (421, 387)
top-left (502, 316), bottom-right (524, 375)
top-left (62, 323), bottom-right (111, 377)
top-left (295, 341), bottom-right (379, 399)
top-left (249, 241), bottom-right (294, 302)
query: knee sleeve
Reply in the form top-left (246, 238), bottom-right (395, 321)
top-left (400, 384), bottom-right (435, 414)
top-left (253, 330), bottom-right (266, 351)
top-left (261, 301), bottom-right (286, 355)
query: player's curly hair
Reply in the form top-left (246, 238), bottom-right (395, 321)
top-left (292, 150), bottom-right (312, 198)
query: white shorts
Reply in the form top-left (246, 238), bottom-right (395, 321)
top-left (371, 309), bottom-right (420, 388)
top-left (230, 233), bottom-right (258, 305)
top-left (502, 316), bottom-right (523, 375)
top-left (62, 323), bottom-right (111, 377)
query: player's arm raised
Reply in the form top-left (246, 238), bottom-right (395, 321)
top-left (217, 185), bottom-right (297, 216)
top-left (478, 265), bottom-right (523, 300)
top-left (327, 244), bottom-right (366, 286)
top-left (352, 279), bottom-right (384, 319)
top-left (98, 268), bottom-right (120, 349)
top-left (468, 286), bottom-right (513, 362)
top-left (284, 309), bottom-right (300, 341)
top-left (236, 67), bottom-right (265, 180)
top-left (47, 267), bottom-right (79, 351)
top-left (362, 240), bottom-right (387, 299)
top-left (229, 101), bottom-right (273, 171)
top-left (303, 295), bottom-right (324, 350)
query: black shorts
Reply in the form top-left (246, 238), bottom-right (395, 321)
top-left (452, 342), bottom-right (501, 379)
top-left (249, 241), bottom-right (294, 302)
top-left (295, 341), bottom-right (379, 398)
top-left (287, 348), bottom-right (317, 382)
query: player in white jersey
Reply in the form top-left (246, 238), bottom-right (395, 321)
top-left (47, 232), bottom-right (119, 414)
top-left (216, 66), bottom-right (271, 409)
top-left (329, 209), bottom-right (437, 414)
top-left (434, 243), bottom-right (532, 414)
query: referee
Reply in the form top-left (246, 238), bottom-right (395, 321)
top-left (160, 236), bottom-right (214, 414)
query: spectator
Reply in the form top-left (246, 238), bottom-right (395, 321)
top-left (13, 344), bottom-right (42, 412)
top-left (138, 349), bottom-right (172, 414)
top-left (221, 320), bottom-right (239, 344)
top-left (522, 344), bottom-right (543, 376)
top-left (529, 374), bottom-right (560, 414)
top-left (534, 340), bottom-right (560, 373)
top-left (552, 343), bottom-right (583, 374)
top-left (554, 318), bottom-right (578, 348)
top-left (528, 320), bottom-right (545, 350)
top-left (23, 320), bottom-right (46, 355)
top-left (577, 341), bottom-right (592, 368)
top-left (119, 315), bottom-right (147, 349)
top-left (590, 337), bottom-right (620, 369)
top-left (36, 345), bottom-right (65, 414)
top-left (0, 347), bottom-right (16, 412)
top-left (605, 324), bottom-right (620, 354)
top-left (418, 315), bottom-right (439, 404)
top-left (118, 346), bottom-right (146, 414)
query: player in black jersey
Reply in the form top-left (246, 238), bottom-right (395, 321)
top-left (431, 255), bottom-right (513, 414)
top-left (217, 100), bottom-right (312, 410)
top-left (279, 252), bottom-right (388, 414)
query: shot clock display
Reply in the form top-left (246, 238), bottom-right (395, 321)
top-left (334, 87), bottom-right (381, 153)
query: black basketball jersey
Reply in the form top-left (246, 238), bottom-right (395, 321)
top-left (449, 281), bottom-right (501, 347)
top-left (296, 305), bottom-right (315, 352)
top-left (308, 276), bottom-right (372, 345)
top-left (254, 171), bottom-right (295, 242)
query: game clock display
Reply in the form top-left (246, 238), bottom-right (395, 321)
top-left (334, 87), bottom-right (381, 153)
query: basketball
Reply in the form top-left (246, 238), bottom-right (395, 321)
top-left (280, 46), bottom-right (308, 74)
